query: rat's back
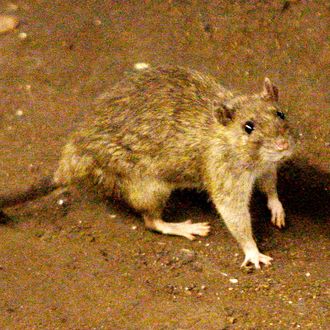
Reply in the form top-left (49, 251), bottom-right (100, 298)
top-left (55, 66), bottom-right (231, 190)
top-left (93, 66), bottom-right (230, 148)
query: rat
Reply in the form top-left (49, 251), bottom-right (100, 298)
top-left (0, 66), bottom-right (294, 268)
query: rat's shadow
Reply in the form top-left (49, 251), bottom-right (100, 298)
top-left (277, 158), bottom-right (329, 222)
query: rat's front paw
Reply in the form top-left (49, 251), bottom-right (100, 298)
top-left (268, 198), bottom-right (285, 229)
top-left (241, 250), bottom-right (273, 269)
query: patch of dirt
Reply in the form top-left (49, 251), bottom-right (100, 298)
top-left (0, 1), bottom-right (329, 329)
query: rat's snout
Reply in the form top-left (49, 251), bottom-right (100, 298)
top-left (275, 138), bottom-right (289, 151)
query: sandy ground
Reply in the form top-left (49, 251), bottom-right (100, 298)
top-left (0, 1), bottom-right (329, 329)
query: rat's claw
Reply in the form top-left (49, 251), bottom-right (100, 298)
top-left (181, 220), bottom-right (211, 239)
top-left (241, 250), bottom-right (273, 269)
top-left (183, 233), bottom-right (196, 241)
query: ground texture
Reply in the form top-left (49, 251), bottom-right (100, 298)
top-left (0, 1), bottom-right (329, 329)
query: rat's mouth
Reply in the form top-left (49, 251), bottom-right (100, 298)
top-left (261, 145), bottom-right (294, 163)
top-left (261, 136), bottom-right (295, 163)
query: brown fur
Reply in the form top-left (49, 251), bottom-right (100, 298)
top-left (0, 66), bottom-right (294, 268)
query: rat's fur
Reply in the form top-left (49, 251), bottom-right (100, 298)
top-left (0, 66), bottom-right (294, 268)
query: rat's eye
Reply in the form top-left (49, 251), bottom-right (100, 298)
top-left (276, 111), bottom-right (285, 120)
top-left (244, 121), bottom-right (255, 134)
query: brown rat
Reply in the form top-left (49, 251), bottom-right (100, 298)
top-left (0, 66), bottom-right (294, 268)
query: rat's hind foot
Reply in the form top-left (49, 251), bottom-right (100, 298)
top-left (268, 198), bottom-right (285, 229)
top-left (241, 249), bottom-right (273, 269)
top-left (144, 217), bottom-right (210, 240)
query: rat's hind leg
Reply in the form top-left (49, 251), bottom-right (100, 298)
top-left (123, 178), bottom-right (210, 240)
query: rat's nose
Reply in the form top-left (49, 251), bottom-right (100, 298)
top-left (276, 139), bottom-right (289, 151)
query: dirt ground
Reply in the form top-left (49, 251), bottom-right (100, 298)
top-left (0, 1), bottom-right (329, 329)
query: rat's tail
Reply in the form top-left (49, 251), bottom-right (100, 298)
top-left (0, 176), bottom-right (60, 209)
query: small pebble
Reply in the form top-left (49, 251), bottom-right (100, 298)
top-left (16, 109), bottom-right (23, 116)
top-left (134, 62), bottom-right (150, 70)
top-left (18, 32), bottom-right (27, 40)
top-left (0, 15), bottom-right (19, 33)
top-left (305, 272), bottom-right (311, 277)
top-left (201, 285), bottom-right (207, 290)
top-left (228, 317), bottom-right (236, 324)
top-left (93, 19), bottom-right (102, 26)
top-left (229, 278), bottom-right (238, 284)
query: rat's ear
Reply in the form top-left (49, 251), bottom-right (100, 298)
top-left (261, 77), bottom-right (279, 102)
top-left (212, 100), bottom-right (235, 126)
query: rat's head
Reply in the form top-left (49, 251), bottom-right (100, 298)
top-left (215, 78), bottom-right (294, 164)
